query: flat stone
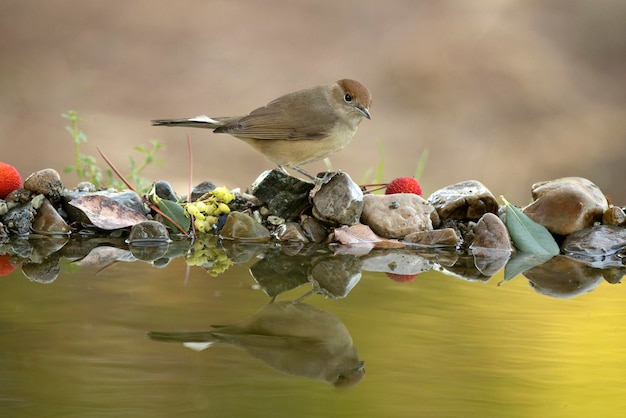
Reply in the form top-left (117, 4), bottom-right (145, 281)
top-left (311, 171), bottom-right (363, 226)
top-left (561, 224), bottom-right (626, 257)
top-left (522, 177), bottom-right (608, 236)
top-left (404, 228), bottom-right (459, 246)
top-left (427, 180), bottom-right (498, 220)
top-left (361, 194), bottom-right (435, 239)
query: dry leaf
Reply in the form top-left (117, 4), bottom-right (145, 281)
top-left (69, 195), bottom-right (148, 230)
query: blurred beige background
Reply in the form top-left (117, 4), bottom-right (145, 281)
top-left (1, 0), bottom-right (625, 203)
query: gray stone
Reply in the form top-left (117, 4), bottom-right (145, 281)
top-left (361, 193), bottom-right (435, 239)
top-left (427, 180), bottom-right (498, 220)
top-left (522, 177), bottom-right (608, 235)
top-left (251, 169), bottom-right (314, 220)
top-left (128, 220), bottom-right (170, 243)
top-left (311, 171), bottom-right (363, 226)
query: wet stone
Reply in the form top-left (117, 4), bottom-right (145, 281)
top-left (311, 171), bottom-right (363, 226)
top-left (522, 177), bottom-right (608, 236)
top-left (361, 194), bottom-right (435, 239)
top-left (32, 198), bottom-right (71, 235)
top-left (603, 205), bottom-right (626, 226)
top-left (561, 225), bottom-right (626, 258)
top-left (274, 222), bottom-right (309, 243)
top-left (219, 211), bottom-right (271, 242)
top-left (24, 168), bottom-right (64, 202)
top-left (301, 216), bottom-right (329, 243)
top-left (128, 220), bottom-right (170, 244)
top-left (153, 180), bottom-right (178, 202)
top-left (403, 228), bottom-right (459, 246)
top-left (361, 249), bottom-right (431, 275)
top-left (470, 212), bottom-right (512, 251)
top-left (427, 180), bottom-right (498, 220)
top-left (251, 169), bottom-right (314, 220)
top-left (523, 255), bottom-right (604, 299)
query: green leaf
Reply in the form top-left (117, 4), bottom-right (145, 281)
top-left (501, 196), bottom-right (560, 255)
top-left (157, 199), bottom-right (190, 232)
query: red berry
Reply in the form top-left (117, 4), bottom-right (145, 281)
top-left (0, 255), bottom-right (17, 276)
top-left (386, 272), bottom-right (417, 282)
top-left (385, 177), bottom-right (422, 196)
top-left (0, 162), bottom-right (22, 199)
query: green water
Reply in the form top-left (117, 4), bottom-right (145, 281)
top-left (0, 257), bottom-right (624, 418)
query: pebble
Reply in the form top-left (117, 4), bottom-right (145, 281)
top-left (190, 181), bottom-right (217, 201)
top-left (2, 202), bottom-right (36, 235)
top-left (361, 193), bottom-right (435, 239)
top-left (32, 198), bottom-right (71, 235)
top-left (522, 177), bottom-right (608, 235)
top-left (300, 215), bottom-right (329, 243)
top-left (23, 169), bottom-right (64, 202)
top-left (427, 180), bottom-right (498, 220)
top-left (470, 212), bottom-right (512, 251)
top-left (219, 211), bottom-right (271, 242)
top-left (128, 220), bottom-right (170, 244)
top-left (603, 205), bottom-right (626, 226)
top-left (311, 171), bottom-right (363, 226)
top-left (274, 222), bottom-right (309, 242)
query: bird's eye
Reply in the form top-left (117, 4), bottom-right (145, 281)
top-left (344, 93), bottom-right (353, 102)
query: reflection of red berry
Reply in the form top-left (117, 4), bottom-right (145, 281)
top-left (385, 177), bottom-right (422, 196)
top-left (0, 162), bottom-right (22, 199)
top-left (0, 255), bottom-right (17, 276)
top-left (386, 272), bottom-right (417, 282)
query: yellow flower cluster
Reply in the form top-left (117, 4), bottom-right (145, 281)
top-left (185, 187), bottom-right (235, 233)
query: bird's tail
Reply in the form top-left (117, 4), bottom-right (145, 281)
top-left (147, 330), bottom-right (217, 343)
top-left (151, 114), bottom-right (223, 128)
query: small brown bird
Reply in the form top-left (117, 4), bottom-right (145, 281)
top-left (152, 79), bottom-right (372, 177)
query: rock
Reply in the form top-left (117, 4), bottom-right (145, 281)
top-left (311, 171), bottom-right (363, 226)
top-left (23, 169), bottom-right (64, 202)
top-left (219, 211), bottom-right (270, 242)
top-left (470, 212), bottom-right (512, 250)
top-left (562, 225), bottom-right (626, 258)
top-left (2, 202), bottom-right (36, 235)
top-left (404, 228), bottom-right (459, 246)
top-left (190, 181), bottom-right (216, 201)
top-left (274, 222), bottom-right (309, 242)
top-left (427, 180), bottom-right (498, 220)
top-left (361, 193), bottom-right (435, 239)
top-left (63, 190), bottom-right (148, 224)
top-left (32, 198), bottom-right (71, 235)
top-left (603, 205), bottom-right (626, 226)
top-left (251, 169), bottom-right (314, 220)
top-left (522, 177), bottom-right (608, 236)
top-left (300, 215), bottom-right (329, 243)
top-left (309, 254), bottom-right (362, 298)
top-left (128, 220), bottom-right (170, 243)
top-left (153, 180), bottom-right (178, 202)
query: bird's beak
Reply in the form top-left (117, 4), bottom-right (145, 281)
top-left (358, 106), bottom-right (371, 120)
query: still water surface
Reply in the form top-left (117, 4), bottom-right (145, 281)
top-left (1, 257), bottom-right (624, 418)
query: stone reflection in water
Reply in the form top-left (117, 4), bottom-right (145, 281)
top-left (149, 301), bottom-right (365, 388)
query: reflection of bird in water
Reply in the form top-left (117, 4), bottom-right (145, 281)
top-left (148, 301), bottom-right (364, 388)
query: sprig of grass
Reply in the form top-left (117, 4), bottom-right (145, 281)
top-left (62, 111), bottom-right (163, 193)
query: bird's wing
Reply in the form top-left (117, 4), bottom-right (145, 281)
top-left (215, 89), bottom-right (337, 141)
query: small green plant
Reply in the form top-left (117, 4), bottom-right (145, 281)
top-left (62, 110), bottom-right (163, 193)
